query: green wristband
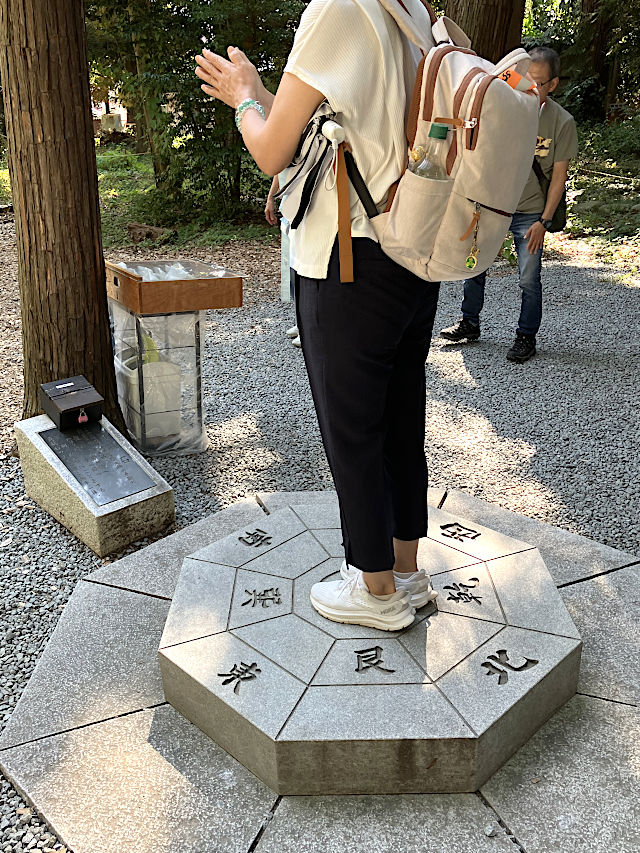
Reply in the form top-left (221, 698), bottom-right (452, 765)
top-left (235, 98), bottom-right (265, 132)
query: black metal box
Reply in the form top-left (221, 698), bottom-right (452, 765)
top-left (39, 376), bottom-right (104, 430)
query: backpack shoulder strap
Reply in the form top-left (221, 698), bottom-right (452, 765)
top-left (532, 158), bottom-right (546, 184)
top-left (377, 0), bottom-right (437, 52)
top-left (431, 15), bottom-right (471, 48)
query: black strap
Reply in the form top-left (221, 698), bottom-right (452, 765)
top-left (532, 158), bottom-right (547, 186)
top-left (343, 150), bottom-right (379, 218)
top-left (290, 152), bottom-right (330, 229)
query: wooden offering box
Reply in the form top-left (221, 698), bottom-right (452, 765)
top-left (40, 375), bottom-right (104, 431)
top-left (105, 260), bottom-right (243, 314)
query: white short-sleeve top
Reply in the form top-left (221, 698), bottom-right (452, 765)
top-left (283, 0), bottom-right (420, 278)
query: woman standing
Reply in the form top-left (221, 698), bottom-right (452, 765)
top-left (196, 0), bottom-right (439, 631)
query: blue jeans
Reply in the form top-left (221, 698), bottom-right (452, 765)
top-left (461, 212), bottom-right (543, 336)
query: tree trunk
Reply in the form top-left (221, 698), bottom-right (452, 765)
top-left (0, 0), bottom-right (125, 429)
top-left (605, 52), bottom-right (620, 119)
top-left (134, 107), bottom-right (148, 154)
top-left (445, 0), bottom-right (525, 63)
top-left (127, 1), bottom-right (168, 182)
top-left (582, 0), bottom-right (615, 121)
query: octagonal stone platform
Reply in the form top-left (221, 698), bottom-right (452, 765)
top-left (159, 499), bottom-right (582, 795)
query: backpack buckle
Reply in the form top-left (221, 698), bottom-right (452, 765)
top-left (463, 118), bottom-right (477, 129)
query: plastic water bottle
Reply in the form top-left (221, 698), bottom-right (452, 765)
top-left (408, 123), bottom-right (450, 180)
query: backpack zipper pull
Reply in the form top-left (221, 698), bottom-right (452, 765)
top-left (464, 203), bottom-right (481, 270)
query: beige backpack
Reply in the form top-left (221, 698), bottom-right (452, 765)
top-left (335, 0), bottom-right (540, 283)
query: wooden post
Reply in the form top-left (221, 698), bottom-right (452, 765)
top-left (0, 0), bottom-right (125, 428)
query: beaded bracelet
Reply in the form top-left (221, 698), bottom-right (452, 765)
top-left (235, 98), bottom-right (265, 132)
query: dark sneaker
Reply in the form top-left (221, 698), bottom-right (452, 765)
top-left (507, 333), bottom-right (536, 363)
top-left (440, 318), bottom-right (481, 342)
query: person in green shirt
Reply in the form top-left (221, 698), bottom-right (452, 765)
top-left (440, 46), bottom-right (578, 363)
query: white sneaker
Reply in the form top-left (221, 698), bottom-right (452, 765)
top-left (291, 335), bottom-right (302, 348)
top-left (340, 560), bottom-right (437, 609)
top-left (310, 572), bottom-right (415, 631)
top-left (286, 325), bottom-right (299, 338)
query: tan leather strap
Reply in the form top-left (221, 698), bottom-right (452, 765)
top-left (337, 143), bottom-right (354, 283)
top-left (423, 46), bottom-right (476, 122)
top-left (466, 75), bottom-right (497, 150)
top-left (460, 210), bottom-right (480, 242)
top-left (446, 67), bottom-right (485, 174)
top-left (434, 116), bottom-right (465, 127)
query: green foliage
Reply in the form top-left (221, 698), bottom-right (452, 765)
top-left (95, 145), bottom-right (274, 247)
top-left (500, 234), bottom-right (518, 266)
top-left (568, 119), bottom-right (640, 241)
top-left (86, 1), bottom-right (304, 223)
top-left (579, 115), bottom-right (640, 164)
top-left (0, 162), bottom-right (11, 205)
top-left (96, 147), bottom-right (158, 246)
top-left (522, 0), bottom-right (640, 123)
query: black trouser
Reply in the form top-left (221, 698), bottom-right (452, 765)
top-left (295, 237), bottom-right (440, 574)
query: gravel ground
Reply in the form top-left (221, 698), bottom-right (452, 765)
top-left (0, 218), bottom-right (638, 851)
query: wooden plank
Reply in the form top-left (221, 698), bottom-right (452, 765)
top-left (105, 264), bottom-right (143, 314)
top-left (104, 261), bottom-right (243, 313)
top-left (138, 277), bottom-right (243, 313)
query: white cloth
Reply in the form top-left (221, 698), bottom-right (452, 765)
top-left (283, 0), bottom-right (422, 278)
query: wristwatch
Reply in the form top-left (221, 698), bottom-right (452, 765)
top-left (539, 217), bottom-right (552, 230)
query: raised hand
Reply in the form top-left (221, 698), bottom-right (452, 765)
top-left (195, 46), bottom-right (263, 109)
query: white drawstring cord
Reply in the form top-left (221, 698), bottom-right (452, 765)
top-left (324, 139), bottom-right (340, 191)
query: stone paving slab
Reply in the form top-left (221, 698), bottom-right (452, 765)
top-left (160, 632), bottom-right (306, 740)
top-left (232, 614), bottom-right (334, 683)
top-left (438, 626), bottom-right (581, 735)
top-left (241, 530), bottom-right (329, 579)
top-left (4, 491), bottom-right (631, 847)
top-left (228, 570), bottom-right (293, 629)
top-left (191, 507), bottom-right (305, 568)
top-left (258, 490), bottom-right (341, 514)
top-left (310, 639), bottom-right (426, 685)
top-left (159, 558), bottom-right (236, 649)
top-left (560, 564), bottom-right (640, 705)
top-left (431, 564), bottom-right (505, 625)
top-left (399, 612), bottom-right (504, 680)
top-left (419, 538), bottom-right (484, 575)
top-left (427, 506), bottom-right (534, 563)
top-left (0, 705), bottom-right (277, 853)
top-left (442, 490), bottom-right (638, 585)
top-left (253, 793), bottom-right (516, 853)
top-left (159, 494), bottom-right (583, 794)
top-left (481, 695), bottom-right (640, 853)
top-left (487, 551), bottom-right (580, 638)
top-left (0, 582), bottom-right (169, 750)
top-left (259, 487), bottom-right (447, 516)
top-left (261, 489), bottom-right (483, 575)
top-left (310, 527), bottom-right (344, 557)
top-left (278, 683), bottom-right (473, 742)
top-left (291, 500), bottom-right (341, 529)
top-left (86, 498), bottom-right (267, 599)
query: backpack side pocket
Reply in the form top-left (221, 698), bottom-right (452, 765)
top-left (373, 170), bottom-right (454, 274)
